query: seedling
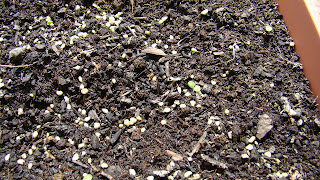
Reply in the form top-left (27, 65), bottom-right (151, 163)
top-left (188, 81), bottom-right (202, 94)
top-left (158, 16), bottom-right (168, 25)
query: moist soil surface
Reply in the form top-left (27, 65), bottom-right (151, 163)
top-left (1, 0), bottom-right (320, 179)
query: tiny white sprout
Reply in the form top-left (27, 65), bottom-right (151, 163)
top-left (161, 119), bottom-right (167, 125)
top-left (72, 153), bottom-right (79, 161)
top-left (163, 107), bottom-right (171, 113)
top-left (264, 151), bottom-right (272, 158)
top-left (184, 171), bottom-right (193, 178)
top-left (18, 108), bottom-right (24, 115)
top-left (5, 154), bottom-right (10, 161)
top-left (94, 122), bottom-right (101, 129)
top-left (248, 136), bottom-right (256, 143)
top-left (245, 144), bottom-right (254, 150)
top-left (17, 159), bottom-right (25, 165)
top-left (224, 109), bottom-right (230, 115)
top-left (21, 153), bottom-right (27, 159)
top-left (190, 100), bottom-right (196, 107)
top-left (119, 124), bottom-right (124, 128)
top-left (264, 25), bottom-right (273, 32)
top-left (141, 127), bottom-right (146, 133)
top-left (129, 169), bottom-right (136, 177)
top-left (32, 131), bottom-right (39, 138)
top-left (201, 9), bottom-right (209, 15)
top-left (241, 154), bottom-right (249, 159)
top-left (28, 162), bottom-right (33, 169)
top-left (124, 119), bottom-right (130, 126)
top-left (56, 90), bottom-right (63, 96)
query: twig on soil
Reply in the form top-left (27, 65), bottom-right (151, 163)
top-left (201, 154), bottom-right (228, 169)
top-left (0, 64), bottom-right (34, 68)
top-left (100, 171), bottom-right (114, 180)
top-left (187, 131), bottom-right (207, 157)
top-left (72, 160), bottom-right (89, 169)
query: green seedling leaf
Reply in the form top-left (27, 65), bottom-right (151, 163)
top-left (188, 81), bottom-right (196, 89)
top-left (83, 174), bottom-right (93, 180)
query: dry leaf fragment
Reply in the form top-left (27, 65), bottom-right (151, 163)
top-left (256, 114), bottom-right (273, 140)
top-left (142, 47), bottom-right (166, 56)
top-left (165, 150), bottom-right (183, 161)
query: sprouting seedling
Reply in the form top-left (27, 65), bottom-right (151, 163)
top-left (188, 81), bottom-right (202, 95)
top-left (158, 16), bottom-right (168, 25)
top-left (46, 16), bottom-right (54, 26)
top-left (264, 25), bottom-right (273, 32)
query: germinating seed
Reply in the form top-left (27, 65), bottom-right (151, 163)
top-left (81, 88), bottom-right (89, 94)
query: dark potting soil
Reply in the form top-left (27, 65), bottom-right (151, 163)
top-left (0, 0), bottom-right (319, 179)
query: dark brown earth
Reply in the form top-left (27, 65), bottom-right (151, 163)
top-left (0, 0), bottom-right (320, 179)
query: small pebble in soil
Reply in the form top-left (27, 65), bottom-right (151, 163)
top-left (72, 153), bottom-right (79, 161)
top-left (248, 136), bottom-right (256, 143)
top-left (147, 176), bottom-right (155, 180)
top-left (141, 127), bottom-right (146, 133)
top-left (161, 120), bottom-right (167, 125)
top-left (245, 144), bottom-right (254, 150)
top-left (180, 104), bottom-right (187, 108)
top-left (224, 109), bottom-right (230, 115)
top-left (241, 154), bottom-right (250, 159)
top-left (163, 107), bottom-right (171, 113)
top-left (190, 100), bottom-right (196, 107)
top-left (56, 91), bottom-right (63, 96)
top-left (201, 9), bottom-right (209, 15)
top-left (184, 171), bottom-right (193, 178)
top-left (81, 88), bottom-right (89, 94)
top-left (100, 161), bottom-right (108, 168)
top-left (32, 131), bottom-right (38, 138)
top-left (17, 159), bottom-right (25, 165)
top-left (93, 122), bottom-right (100, 129)
top-left (18, 108), bottom-right (24, 115)
top-left (28, 163), bottom-right (33, 169)
top-left (124, 119), bottom-right (130, 126)
top-left (4, 154), bottom-right (10, 161)
top-left (129, 169), bottom-right (136, 178)
top-left (264, 151), bottom-right (272, 158)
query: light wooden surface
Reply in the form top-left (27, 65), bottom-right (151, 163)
top-left (304, 0), bottom-right (320, 37)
